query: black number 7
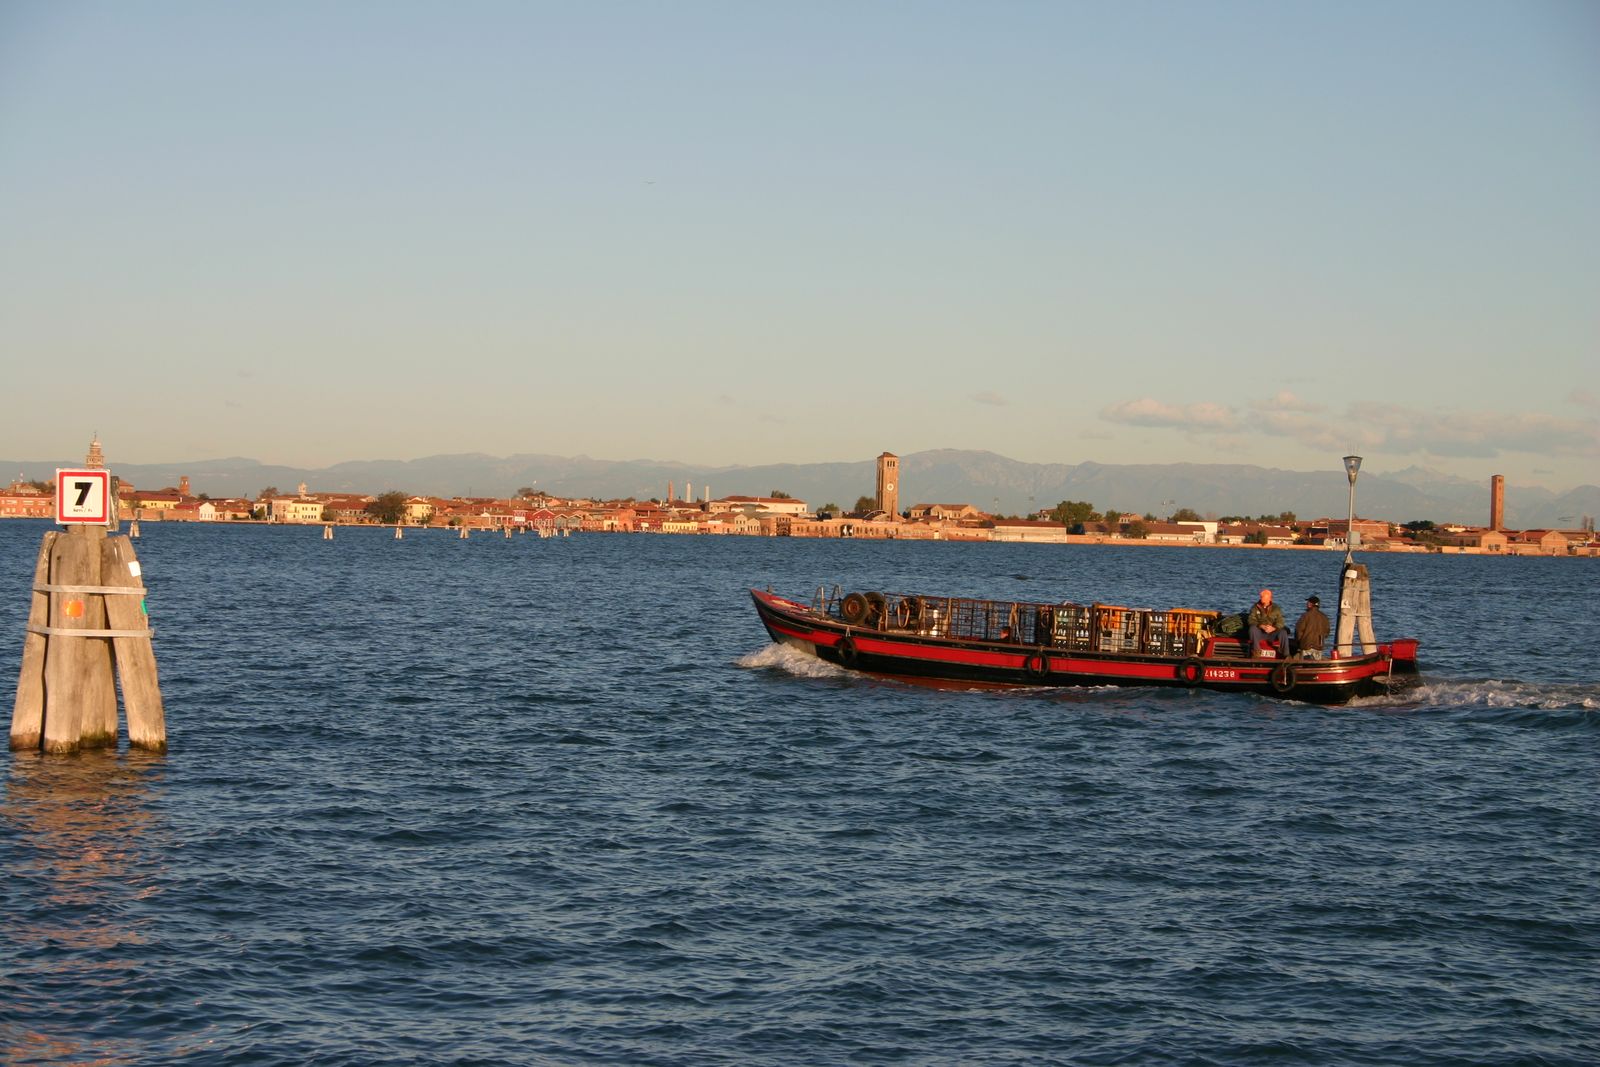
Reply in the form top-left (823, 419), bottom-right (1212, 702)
top-left (73, 481), bottom-right (93, 507)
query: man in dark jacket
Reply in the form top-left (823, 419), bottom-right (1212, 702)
top-left (1248, 588), bottom-right (1289, 657)
top-left (1295, 595), bottom-right (1331, 658)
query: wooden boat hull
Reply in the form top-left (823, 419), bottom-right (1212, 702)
top-left (751, 589), bottom-right (1420, 705)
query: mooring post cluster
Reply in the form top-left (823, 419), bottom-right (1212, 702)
top-left (9, 451), bottom-right (166, 755)
top-left (1334, 562), bottom-right (1377, 660)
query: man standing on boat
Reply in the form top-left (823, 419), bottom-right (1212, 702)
top-left (1248, 588), bottom-right (1289, 658)
top-left (1295, 595), bottom-right (1331, 659)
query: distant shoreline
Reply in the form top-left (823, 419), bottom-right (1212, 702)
top-left (1, 514), bottom-right (1589, 557)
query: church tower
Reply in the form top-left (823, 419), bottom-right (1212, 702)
top-left (85, 434), bottom-right (106, 469)
top-left (876, 452), bottom-right (899, 517)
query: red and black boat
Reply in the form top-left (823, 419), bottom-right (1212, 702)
top-left (750, 585), bottom-right (1420, 704)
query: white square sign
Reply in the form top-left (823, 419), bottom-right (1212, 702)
top-left (56, 469), bottom-right (112, 524)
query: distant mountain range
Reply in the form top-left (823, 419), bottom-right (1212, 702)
top-left (5, 449), bottom-right (1596, 529)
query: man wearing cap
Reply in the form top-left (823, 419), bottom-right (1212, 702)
top-left (1295, 595), bottom-right (1331, 659)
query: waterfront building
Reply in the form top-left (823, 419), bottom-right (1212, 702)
top-left (1217, 522), bottom-right (1297, 546)
top-left (711, 495), bottom-right (810, 518)
top-left (990, 519), bottom-right (1070, 543)
top-left (268, 496), bottom-right (326, 523)
top-left (907, 503), bottom-right (984, 522)
top-left (402, 497), bottom-right (438, 524)
top-left (0, 481), bottom-right (53, 519)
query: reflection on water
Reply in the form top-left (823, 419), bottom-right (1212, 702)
top-left (1, 750), bottom-right (166, 1066)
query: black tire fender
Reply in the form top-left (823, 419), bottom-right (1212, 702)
top-left (1270, 661), bottom-right (1296, 694)
top-left (835, 635), bottom-right (859, 667)
top-left (1025, 650), bottom-right (1051, 680)
top-left (1179, 658), bottom-right (1204, 686)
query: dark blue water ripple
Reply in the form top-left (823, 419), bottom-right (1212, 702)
top-left (2, 522), bottom-right (1597, 1065)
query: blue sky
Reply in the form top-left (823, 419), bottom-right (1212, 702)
top-left (2, 1), bottom-right (1596, 490)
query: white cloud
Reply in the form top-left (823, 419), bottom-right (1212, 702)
top-left (1253, 390), bottom-right (1321, 414)
top-left (1100, 394), bottom-right (1600, 461)
top-left (1101, 398), bottom-right (1238, 431)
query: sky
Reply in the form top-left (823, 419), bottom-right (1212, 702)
top-left (2, 1), bottom-right (1596, 490)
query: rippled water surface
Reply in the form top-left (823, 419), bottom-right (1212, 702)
top-left (2, 521), bottom-right (1596, 1065)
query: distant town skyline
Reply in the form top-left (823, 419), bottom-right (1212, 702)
top-left (6, 440), bottom-right (1593, 531)
top-left (1, 3), bottom-right (1595, 491)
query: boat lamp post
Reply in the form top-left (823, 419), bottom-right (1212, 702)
top-left (1342, 454), bottom-right (1362, 563)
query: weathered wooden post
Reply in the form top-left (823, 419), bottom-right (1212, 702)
top-left (10, 461), bottom-right (166, 755)
top-left (100, 535), bottom-right (165, 749)
top-left (1332, 455), bottom-right (1376, 659)
top-left (459, 525), bottom-right (469, 539)
top-left (395, 525), bottom-right (404, 540)
top-left (9, 531), bottom-right (56, 751)
top-left (323, 524), bottom-right (334, 540)
top-left (1334, 562), bottom-right (1377, 658)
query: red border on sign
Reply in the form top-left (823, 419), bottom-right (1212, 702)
top-left (56, 469), bottom-right (111, 524)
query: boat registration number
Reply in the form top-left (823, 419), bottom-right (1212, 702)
top-left (1204, 668), bottom-right (1241, 681)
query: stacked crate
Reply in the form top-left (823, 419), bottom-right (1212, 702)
top-left (1051, 603), bottom-right (1093, 649)
top-left (1094, 604), bottom-right (1144, 653)
top-left (1143, 610), bottom-right (1179, 656)
top-left (1153, 608), bottom-right (1220, 656)
top-left (1172, 608), bottom-right (1219, 654)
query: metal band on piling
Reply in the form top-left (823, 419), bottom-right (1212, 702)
top-left (28, 624), bottom-right (155, 639)
top-left (34, 584), bottom-right (147, 595)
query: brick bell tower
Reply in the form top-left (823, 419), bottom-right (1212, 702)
top-left (876, 452), bottom-right (899, 517)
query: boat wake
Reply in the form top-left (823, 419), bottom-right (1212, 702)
top-left (1401, 678), bottom-right (1600, 713)
top-left (1341, 678), bottom-right (1599, 722)
top-left (737, 642), bottom-right (847, 679)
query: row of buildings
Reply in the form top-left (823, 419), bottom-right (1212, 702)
top-left (2, 477), bottom-right (1593, 555)
top-left (2, 447), bottom-right (1593, 555)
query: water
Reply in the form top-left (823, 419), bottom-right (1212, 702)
top-left (2, 521), bottom-right (1596, 1065)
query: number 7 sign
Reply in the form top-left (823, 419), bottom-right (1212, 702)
top-left (56, 468), bottom-right (112, 524)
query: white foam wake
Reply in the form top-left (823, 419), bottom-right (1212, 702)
top-left (737, 641), bottom-right (847, 679)
top-left (1397, 678), bottom-right (1598, 712)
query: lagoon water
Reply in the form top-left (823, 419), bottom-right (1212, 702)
top-left (1, 520), bottom-right (1596, 1066)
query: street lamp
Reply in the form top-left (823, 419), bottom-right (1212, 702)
top-left (1342, 455), bottom-right (1362, 563)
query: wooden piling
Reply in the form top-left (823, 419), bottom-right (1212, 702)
top-left (395, 525), bottom-right (404, 540)
top-left (101, 536), bottom-right (166, 752)
top-left (9, 531), bottom-right (56, 751)
top-left (42, 528), bottom-right (98, 753)
top-left (81, 526), bottom-right (120, 749)
top-left (1334, 563), bottom-right (1376, 658)
top-left (323, 524), bottom-right (334, 540)
top-left (10, 527), bottom-right (167, 755)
